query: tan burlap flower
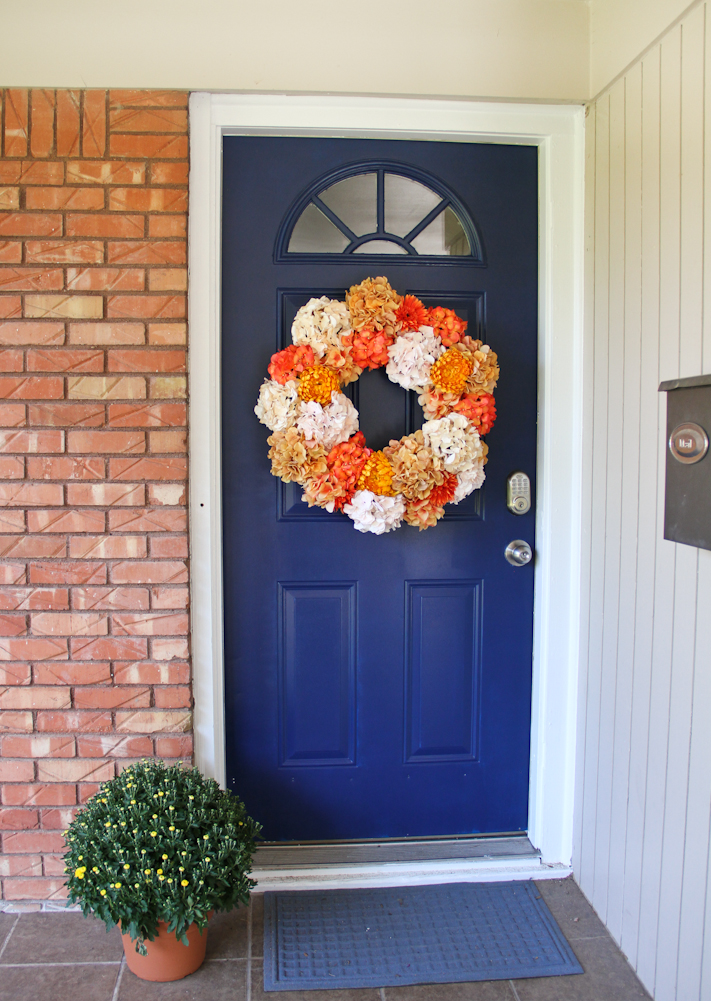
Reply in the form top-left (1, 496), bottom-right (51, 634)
top-left (452, 337), bottom-right (500, 395)
top-left (267, 427), bottom-right (327, 485)
top-left (346, 277), bottom-right (403, 334)
top-left (384, 430), bottom-right (447, 501)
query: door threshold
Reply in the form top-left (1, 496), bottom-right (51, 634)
top-left (255, 835), bottom-right (539, 868)
top-left (250, 836), bottom-right (571, 892)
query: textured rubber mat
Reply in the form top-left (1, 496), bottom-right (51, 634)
top-left (263, 880), bottom-right (583, 991)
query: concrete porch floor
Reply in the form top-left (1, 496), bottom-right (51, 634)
top-left (0, 878), bottom-right (651, 1000)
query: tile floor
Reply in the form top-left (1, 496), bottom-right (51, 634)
top-left (0, 878), bottom-right (652, 1000)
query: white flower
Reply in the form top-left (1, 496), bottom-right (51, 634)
top-left (291, 297), bottom-right (351, 358)
top-left (421, 413), bottom-right (484, 473)
top-left (295, 392), bottom-right (359, 451)
top-left (343, 490), bottom-right (406, 534)
top-left (385, 325), bottom-right (444, 391)
top-left (254, 379), bottom-right (299, 432)
top-left (452, 463), bottom-right (486, 503)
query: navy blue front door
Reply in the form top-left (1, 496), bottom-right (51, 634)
top-left (222, 137), bottom-right (537, 841)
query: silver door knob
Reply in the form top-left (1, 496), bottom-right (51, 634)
top-left (505, 540), bottom-right (533, 566)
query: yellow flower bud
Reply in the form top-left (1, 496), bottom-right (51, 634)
top-left (114, 882), bottom-right (121, 889)
top-left (100, 889), bottom-right (107, 896)
top-left (123, 864), bottom-right (130, 870)
top-left (144, 869), bottom-right (151, 876)
top-left (181, 880), bottom-right (189, 886)
top-left (150, 831), bottom-right (157, 837)
top-left (162, 854), bottom-right (168, 860)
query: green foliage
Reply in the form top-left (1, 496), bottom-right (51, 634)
top-left (63, 759), bottom-right (261, 954)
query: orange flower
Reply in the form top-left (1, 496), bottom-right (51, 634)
top-left (268, 344), bottom-right (315, 385)
top-left (417, 387), bottom-right (461, 420)
top-left (342, 328), bottom-right (394, 370)
top-left (452, 392), bottom-right (497, 434)
top-left (427, 473), bottom-right (458, 507)
top-left (428, 306), bottom-right (468, 347)
top-left (321, 346), bottom-right (362, 385)
top-left (297, 366), bottom-right (341, 405)
top-left (404, 495), bottom-right (446, 530)
top-left (302, 473), bottom-right (348, 512)
top-left (357, 451), bottom-right (395, 496)
top-left (430, 347), bottom-right (474, 395)
top-left (325, 432), bottom-right (372, 508)
top-left (396, 295), bottom-right (428, 332)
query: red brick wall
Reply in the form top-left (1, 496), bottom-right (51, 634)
top-left (0, 89), bottom-right (191, 901)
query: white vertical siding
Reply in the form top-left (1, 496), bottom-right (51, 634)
top-left (579, 5), bottom-right (711, 999)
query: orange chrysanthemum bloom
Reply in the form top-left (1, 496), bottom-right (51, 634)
top-left (395, 295), bottom-right (428, 332)
top-left (428, 306), bottom-right (468, 347)
top-left (430, 347), bottom-right (474, 395)
top-left (268, 344), bottom-right (315, 385)
top-left (427, 473), bottom-right (458, 507)
top-left (404, 495), bottom-right (446, 530)
top-left (452, 392), bottom-right (497, 434)
top-left (357, 451), bottom-right (395, 496)
top-left (297, 366), bottom-right (341, 405)
top-left (326, 432), bottom-right (372, 509)
top-left (342, 328), bottom-right (394, 371)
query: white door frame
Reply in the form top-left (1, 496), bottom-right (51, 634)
top-left (188, 93), bottom-right (585, 868)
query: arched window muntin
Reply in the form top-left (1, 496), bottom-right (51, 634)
top-left (275, 160), bottom-right (485, 265)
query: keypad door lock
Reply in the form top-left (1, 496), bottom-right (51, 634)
top-left (507, 471), bottom-right (531, 515)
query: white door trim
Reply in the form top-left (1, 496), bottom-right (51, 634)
top-left (188, 93), bottom-right (585, 868)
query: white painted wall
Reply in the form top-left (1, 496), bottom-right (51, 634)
top-left (590, 0), bottom-right (698, 96)
top-left (578, 4), bottom-right (711, 998)
top-left (0, 0), bottom-right (589, 101)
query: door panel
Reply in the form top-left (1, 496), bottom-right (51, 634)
top-left (221, 136), bottom-right (537, 840)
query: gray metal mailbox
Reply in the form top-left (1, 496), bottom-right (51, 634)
top-left (659, 374), bottom-right (711, 550)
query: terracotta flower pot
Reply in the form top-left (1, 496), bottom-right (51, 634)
top-left (121, 919), bottom-right (209, 981)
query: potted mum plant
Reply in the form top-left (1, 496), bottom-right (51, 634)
top-left (63, 759), bottom-right (260, 982)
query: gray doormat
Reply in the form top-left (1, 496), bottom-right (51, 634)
top-left (263, 880), bottom-right (583, 991)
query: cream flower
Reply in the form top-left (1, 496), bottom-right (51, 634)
top-left (385, 326), bottom-right (444, 391)
top-left (254, 379), bottom-right (299, 432)
top-left (452, 463), bottom-right (486, 503)
top-left (343, 490), bottom-right (406, 534)
top-left (295, 391), bottom-right (359, 451)
top-left (421, 413), bottom-right (484, 474)
top-left (291, 297), bottom-right (352, 358)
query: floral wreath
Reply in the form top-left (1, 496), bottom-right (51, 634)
top-left (255, 277), bottom-right (499, 534)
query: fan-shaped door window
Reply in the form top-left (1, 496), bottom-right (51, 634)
top-left (276, 163), bottom-right (483, 263)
